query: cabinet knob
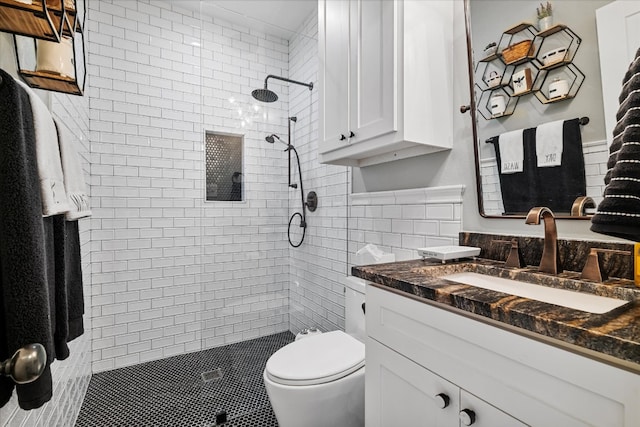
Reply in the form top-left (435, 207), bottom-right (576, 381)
top-left (340, 134), bottom-right (346, 141)
top-left (434, 393), bottom-right (450, 409)
top-left (349, 131), bottom-right (355, 138)
top-left (361, 302), bottom-right (366, 314)
top-left (460, 105), bottom-right (471, 113)
top-left (459, 409), bottom-right (476, 426)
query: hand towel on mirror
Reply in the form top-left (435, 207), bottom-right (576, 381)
top-left (15, 79), bottom-right (70, 217)
top-left (535, 119), bottom-right (564, 167)
top-left (498, 129), bottom-right (524, 174)
top-left (54, 120), bottom-right (91, 221)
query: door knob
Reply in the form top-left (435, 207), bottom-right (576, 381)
top-left (340, 134), bottom-right (346, 141)
top-left (434, 393), bottom-right (450, 409)
top-left (1, 344), bottom-right (46, 384)
top-left (459, 409), bottom-right (476, 425)
top-left (460, 105), bottom-right (471, 113)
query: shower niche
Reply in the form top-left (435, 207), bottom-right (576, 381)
top-left (205, 131), bottom-right (244, 202)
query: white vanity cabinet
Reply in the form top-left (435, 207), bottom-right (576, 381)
top-left (318, 0), bottom-right (454, 167)
top-left (367, 338), bottom-right (526, 427)
top-left (366, 284), bottom-right (640, 427)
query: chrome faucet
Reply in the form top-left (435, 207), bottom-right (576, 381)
top-left (525, 207), bottom-right (561, 275)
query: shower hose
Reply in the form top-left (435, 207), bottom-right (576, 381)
top-left (287, 145), bottom-right (307, 248)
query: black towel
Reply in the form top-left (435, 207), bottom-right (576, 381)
top-left (492, 120), bottom-right (586, 215)
top-left (51, 215), bottom-right (85, 360)
top-left (0, 69), bottom-right (54, 410)
top-left (591, 47), bottom-right (640, 241)
top-left (532, 118), bottom-right (586, 213)
top-left (493, 129), bottom-right (539, 215)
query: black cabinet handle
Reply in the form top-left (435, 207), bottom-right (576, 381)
top-left (459, 409), bottom-right (476, 426)
top-left (340, 134), bottom-right (346, 141)
top-left (434, 393), bottom-right (450, 409)
top-left (361, 302), bottom-right (366, 314)
top-left (349, 131), bottom-right (355, 138)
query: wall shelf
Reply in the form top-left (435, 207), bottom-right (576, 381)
top-left (18, 69), bottom-right (82, 95)
top-left (3, 0), bottom-right (86, 95)
top-left (474, 20), bottom-right (584, 118)
top-left (0, 0), bottom-right (79, 41)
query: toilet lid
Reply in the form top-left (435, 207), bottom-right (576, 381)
top-left (266, 330), bottom-right (365, 386)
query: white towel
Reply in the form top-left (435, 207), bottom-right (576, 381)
top-left (536, 120), bottom-right (564, 167)
top-left (54, 120), bottom-right (91, 221)
top-left (16, 80), bottom-right (70, 216)
top-left (498, 129), bottom-right (524, 174)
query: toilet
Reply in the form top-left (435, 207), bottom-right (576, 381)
top-left (263, 275), bottom-right (368, 427)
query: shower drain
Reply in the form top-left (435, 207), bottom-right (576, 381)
top-left (201, 368), bottom-right (223, 383)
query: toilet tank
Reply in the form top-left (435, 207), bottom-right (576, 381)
top-left (343, 276), bottom-right (367, 343)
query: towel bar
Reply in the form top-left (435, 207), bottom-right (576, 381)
top-left (486, 117), bottom-right (589, 143)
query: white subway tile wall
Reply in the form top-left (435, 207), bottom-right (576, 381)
top-left (88, 0), bottom-right (291, 372)
top-left (348, 187), bottom-right (465, 264)
top-left (480, 140), bottom-right (608, 216)
top-left (287, 11), bottom-right (350, 334)
top-left (0, 71), bottom-right (92, 427)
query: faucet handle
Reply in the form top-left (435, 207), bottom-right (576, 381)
top-left (571, 196), bottom-right (596, 217)
top-left (492, 239), bottom-right (525, 268)
top-left (580, 248), bottom-right (632, 282)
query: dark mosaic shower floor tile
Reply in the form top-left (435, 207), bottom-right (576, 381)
top-left (75, 332), bottom-right (293, 427)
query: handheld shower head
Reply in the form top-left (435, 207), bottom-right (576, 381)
top-left (265, 134), bottom-right (280, 144)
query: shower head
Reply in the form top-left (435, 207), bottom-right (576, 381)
top-left (252, 75), bottom-right (313, 103)
top-left (252, 87), bottom-right (278, 103)
top-left (265, 134), bottom-right (279, 144)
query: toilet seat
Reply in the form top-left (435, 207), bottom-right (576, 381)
top-left (265, 330), bottom-right (365, 386)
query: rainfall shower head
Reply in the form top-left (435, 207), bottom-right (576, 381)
top-left (252, 87), bottom-right (279, 103)
top-left (251, 75), bottom-right (313, 103)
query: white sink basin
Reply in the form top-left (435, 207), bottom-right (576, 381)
top-left (442, 272), bottom-right (628, 314)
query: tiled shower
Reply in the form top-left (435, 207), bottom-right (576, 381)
top-left (0, 1), bottom-right (466, 425)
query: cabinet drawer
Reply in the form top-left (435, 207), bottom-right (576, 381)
top-left (366, 284), bottom-right (639, 426)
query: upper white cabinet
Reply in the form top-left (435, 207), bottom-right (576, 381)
top-left (318, 0), bottom-right (454, 167)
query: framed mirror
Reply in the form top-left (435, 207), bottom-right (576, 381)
top-left (464, 0), bottom-right (613, 219)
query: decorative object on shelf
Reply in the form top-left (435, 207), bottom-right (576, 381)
top-left (36, 36), bottom-right (74, 78)
top-left (537, 2), bottom-right (553, 31)
top-left (542, 47), bottom-right (567, 66)
top-left (502, 39), bottom-right (534, 65)
top-left (484, 42), bottom-right (497, 56)
top-left (548, 78), bottom-right (569, 98)
top-left (512, 68), bottom-right (532, 95)
top-left (487, 70), bottom-right (502, 88)
top-left (491, 93), bottom-right (507, 116)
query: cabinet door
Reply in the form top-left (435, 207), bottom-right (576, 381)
top-left (349, 0), bottom-right (396, 143)
top-left (318, 0), bottom-right (350, 153)
top-left (366, 338), bottom-right (458, 427)
top-left (459, 390), bottom-right (529, 427)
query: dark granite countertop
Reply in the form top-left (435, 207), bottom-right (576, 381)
top-left (353, 258), bottom-right (640, 371)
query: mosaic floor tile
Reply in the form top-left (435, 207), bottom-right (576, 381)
top-left (75, 332), bottom-right (293, 427)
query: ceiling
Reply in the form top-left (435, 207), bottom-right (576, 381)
top-left (177, 1), bottom-right (317, 39)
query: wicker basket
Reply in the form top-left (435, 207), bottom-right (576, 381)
top-left (501, 40), bottom-right (533, 64)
